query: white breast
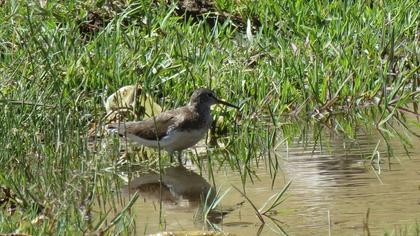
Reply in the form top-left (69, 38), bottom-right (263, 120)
top-left (162, 128), bottom-right (208, 152)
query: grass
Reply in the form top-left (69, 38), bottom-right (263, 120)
top-left (0, 0), bottom-right (419, 235)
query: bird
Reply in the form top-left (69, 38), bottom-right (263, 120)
top-left (106, 88), bottom-right (239, 164)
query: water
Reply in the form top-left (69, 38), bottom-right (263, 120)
top-left (123, 115), bottom-right (420, 235)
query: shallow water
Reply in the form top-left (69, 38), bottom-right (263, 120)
top-left (124, 116), bottom-right (420, 235)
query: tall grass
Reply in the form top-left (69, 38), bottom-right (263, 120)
top-left (0, 0), bottom-right (418, 234)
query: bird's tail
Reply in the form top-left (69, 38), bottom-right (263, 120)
top-left (105, 123), bottom-right (125, 135)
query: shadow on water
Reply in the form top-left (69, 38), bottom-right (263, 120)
top-left (124, 166), bottom-right (214, 210)
top-left (117, 108), bottom-right (420, 235)
top-left (123, 166), bottom-right (235, 229)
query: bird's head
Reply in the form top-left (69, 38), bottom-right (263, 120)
top-left (189, 88), bottom-right (238, 109)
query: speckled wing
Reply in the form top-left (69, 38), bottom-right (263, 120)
top-left (107, 112), bottom-right (176, 141)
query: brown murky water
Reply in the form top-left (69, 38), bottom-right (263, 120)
top-left (124, 117), bottom-right (420, 235)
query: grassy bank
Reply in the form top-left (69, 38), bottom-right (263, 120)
top-left (0, 0), bottom-right (419, 235)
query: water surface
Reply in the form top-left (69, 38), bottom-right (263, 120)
top-left (124, 116), bottom-right (420, 235)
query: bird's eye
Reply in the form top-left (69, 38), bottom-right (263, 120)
top-left (207, 93), bottom-right (212, 97)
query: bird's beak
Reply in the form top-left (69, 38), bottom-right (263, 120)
top-left (216, 98), bottom-right (239, 109)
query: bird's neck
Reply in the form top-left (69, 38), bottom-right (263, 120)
top-left (189, 102), bottom-right (212, 119)
top-left (189, 101), bottom-right (209, 110)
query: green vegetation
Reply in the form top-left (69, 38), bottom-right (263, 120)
top-left (0, 0), bottom-right (418, 235)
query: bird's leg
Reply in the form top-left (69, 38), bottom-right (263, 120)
top-left (177, 151), bottom-right (183, 166)
top-left (169, 152), bottom-right (174, 163)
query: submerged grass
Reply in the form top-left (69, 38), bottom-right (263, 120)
top-left (1, 0), bottom-right (419, 235)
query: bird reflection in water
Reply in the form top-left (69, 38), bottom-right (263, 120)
top-left (123, 165), bottom-right (230, 224)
